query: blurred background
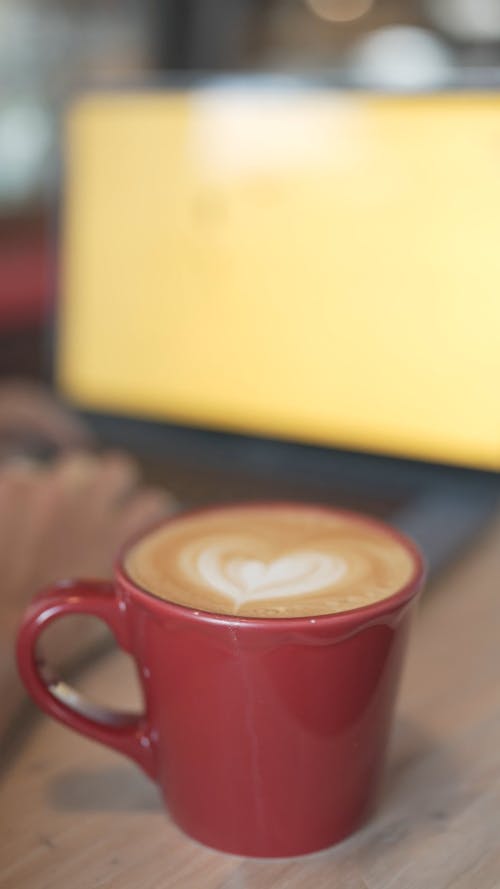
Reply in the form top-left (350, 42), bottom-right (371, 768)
top-left (1, 0), bottom-right (500, 571)
top-left (3, 0), bottom-right (500, 376)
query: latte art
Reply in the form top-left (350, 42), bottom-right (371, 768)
top-left (125, 504), bottom-right (416, 618)
top-left (183, 537), bottom-right (346, 608)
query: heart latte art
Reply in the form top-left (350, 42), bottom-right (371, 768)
top-left (191, 541), bottom-right (346, 607)
top-left (125, 505), bottom-right (416, 618)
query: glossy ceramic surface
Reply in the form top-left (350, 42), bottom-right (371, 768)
top-left (17, 503), bottom-right (424, 857)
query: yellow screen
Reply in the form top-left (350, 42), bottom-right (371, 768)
top-left (58, 88), bottom-right (500, 470)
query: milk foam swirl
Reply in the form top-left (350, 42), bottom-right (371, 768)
top-left (125, 505), bottom-right (416, 618)
top-left (179, 535), bottom-right (346, 607)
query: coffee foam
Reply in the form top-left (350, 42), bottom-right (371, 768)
top-left (125, 505), bottom-right (416, 618)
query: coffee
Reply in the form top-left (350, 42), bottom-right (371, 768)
top-left (125, 504), bottom-right (415, 618)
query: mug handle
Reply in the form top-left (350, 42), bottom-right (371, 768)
top-left (16, 579), bottom-right (156, 779)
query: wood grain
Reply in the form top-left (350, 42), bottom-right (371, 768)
top-left (1, 515), bottom-right (500, 889)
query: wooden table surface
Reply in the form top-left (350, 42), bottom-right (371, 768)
top-left (1, 515), bottom-right (500, 889)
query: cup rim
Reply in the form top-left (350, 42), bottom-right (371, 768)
top-left (116, 500), bottom-right (426, 630)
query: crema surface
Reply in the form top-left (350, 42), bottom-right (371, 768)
top-left (125, 505), bottom-right (415, 618)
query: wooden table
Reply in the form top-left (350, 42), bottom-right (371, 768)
top-left (2, 516), bottom-right (500, 889)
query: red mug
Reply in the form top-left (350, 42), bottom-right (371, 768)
top-left (16, 503), bottom-right (424, 858)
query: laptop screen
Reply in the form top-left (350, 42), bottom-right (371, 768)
top-left (56, 84), bottom-right (500, 471)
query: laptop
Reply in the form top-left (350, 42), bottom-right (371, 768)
top-left (53, 78), bottom-right (500, 573)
